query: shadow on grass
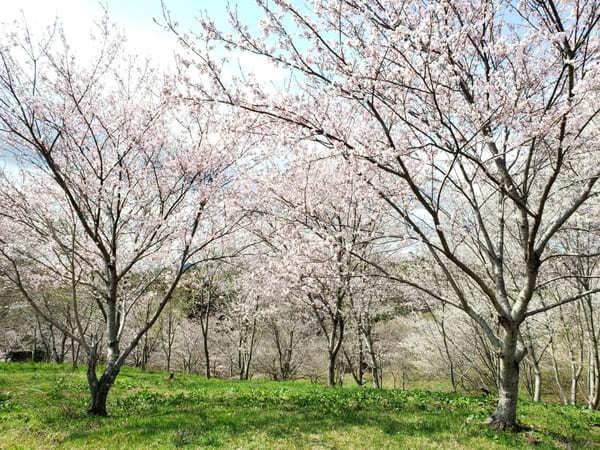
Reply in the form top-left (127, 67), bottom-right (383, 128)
top-left (58, 399), bottom-right (500, 448)
top-left (3, 363), bottom-right (597, 449)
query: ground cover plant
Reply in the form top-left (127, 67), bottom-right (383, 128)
top-left (0, 363), bottom-right (598, 449)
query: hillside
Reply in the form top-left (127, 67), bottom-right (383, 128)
top-left (0, 363), bottom-right (598, 449)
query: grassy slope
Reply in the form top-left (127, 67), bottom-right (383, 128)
top-left (0, 363), bottom-right (598, 449)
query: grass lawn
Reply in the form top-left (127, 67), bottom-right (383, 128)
top-left (0, 363), bottom-right (598, 449)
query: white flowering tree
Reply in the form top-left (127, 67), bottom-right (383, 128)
top-left (0, 19), bottom-right (252, 415)
top-left (170, 0), bottom-right (600, 429)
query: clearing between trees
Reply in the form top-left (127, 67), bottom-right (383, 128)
top-left (0, 363), bottom-right (597, 449)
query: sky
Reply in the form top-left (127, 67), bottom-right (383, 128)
top-left (3, 1), bottom-right (268, 73)
top-left (0, 1), bottom-right (284, 173)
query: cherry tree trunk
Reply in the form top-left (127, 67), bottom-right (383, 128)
top-left (591, 361), bottom-right (600, 410)
top-left (364, 333), bottom-right (381, 389)
top-left (533, 367), bottom-right (542, 402)
top-left (327, 356), bottom-right (336, 387)
top-left (550, 341), bottom-right (568, 405)
top-left (570, 359), bottom-right (583, 405)
top-left (325, 315), bottom-right (344, 387)
top-left (570, 371), bottom-right (579, 405)
top-left (201, 307), bottom-right (211, 379)
top-left (86, 354), bottom-right (121, 416)
top-left (487, 327), bottom-right (522, 431)
top-left (204, 340), bottom-right (211, 379)
top-left (71, 337), bottom-right (79, 371)
top-left (327, 329), bottom-right (344, 387)
top-left (88, 381), bottom-right (111, 416)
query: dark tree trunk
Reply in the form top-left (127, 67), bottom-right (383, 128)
top-left (328, 356), bottom-right (336, 387)
top-left (358, 338), bottom-right (364, 386)
top-left (273, 324), bottom-right (294, 381)
top-left (200, 299), bottom-right (211, 379)
top-left (326, 314), bottom-right (344, 387)
top-left (364, 331), bottom-right (381, 389)
top-left (71, 338), bottom-right (80, 370)
top-left (32, 325), bottom-right (37, 362)
top-left (343, 346), bottom-right (363, 387)
top-left (204, 337), bottom-right (211, 379)
top-left (88, 381), bottom-right (111, 416)
top-left (86, 354), bottom-right (120, 416)
top-left (58, 333), bottom-right (68, 363)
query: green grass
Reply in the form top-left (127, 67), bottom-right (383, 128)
top-left (0, 363), bottom-right (598, 449)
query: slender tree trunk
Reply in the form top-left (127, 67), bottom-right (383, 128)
top-left (533, 365), bottom-right (541, 402)
top-left (308, 292), bottom-right (345, 387)
top-left (71, 337), bottom-right (79, 370)
top-left (243, 318), bottom-right (257, 381)
top-left (588, 348), bottom-right (594, 406)
top-left (273, 326), bottom-right (295, 381)
top-left (591, 355), bottom-right (600, 410)
top-left (487, 326), bottom-right (523, 431)
top-left (401, 365), bottom-right (406, 390)
top-left (583, 296), bottom-right (600, 409)
top-left (524, 331), bottom-right (542, 402)
top-left (281, 330), bottom-right (294, 380)
top-left (201, 300), bottom-right (211, 379)
top-left (357, 337), bottom-right (364, 386)
top-left (438, 306), bottom-right (457, 392)
top-left (203, 337), bottom-right (210, 379)
top-left (143, 341), bottom-right (148, 370)
top-left (58, 333), bottom-right (68, 363)
top-left (327, 316), bottom-right (344, 387)
top-left (328, 354), bottom-right (336, 386)
top-left (550, 339), bottom-right (568, 405)
top-left (164, 313), bottom-right (174, 373)
top-left (570, 364), bottom-right (582, 406)
top-left (364, 331), bottom-right (381, 389)
top-left (32, 325), bottom-right (37, 362)
top-left (342, 345), bottom-right (363, 386)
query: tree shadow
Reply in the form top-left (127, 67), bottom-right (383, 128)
top-left (59, 398), bottom-right (500, 448)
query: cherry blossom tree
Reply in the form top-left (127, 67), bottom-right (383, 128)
top-left (0, 18), bottom-right (253, 415)
top-left (213, 274), bottom-right (262, 380)
top-left (554, 220), bottom-right (600, 408)
top-left (178, 261), bottom-right (235, 379)
top-left (546, 298), bottom-right (586, 405)
top-left (243, 155), bottom-right (389, 386)
top-left (158, 291), bottom-right (182, 373)
top-left (170, 0), bottom-right (600, 429)
top-left (176, 317), bottom-right (205, 374)
top-left (253, 273), bottom-right (314, 381)
top-left (344, 272), bottom-right (395, 388)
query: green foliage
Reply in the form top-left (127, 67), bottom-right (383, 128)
top-left (0, 362), bottom-right (598, 449)
top-left (178, 263), bottom-right (240, 316)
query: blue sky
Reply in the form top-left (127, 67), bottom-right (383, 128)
top-left (5, 1), bottom-right (260, 28)
top-left (113, 1), bottom-right (263, 31)
top-left (4, 1), bottom-right (265, 66)
top-left (1, 1), bottom-right (280, 173)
